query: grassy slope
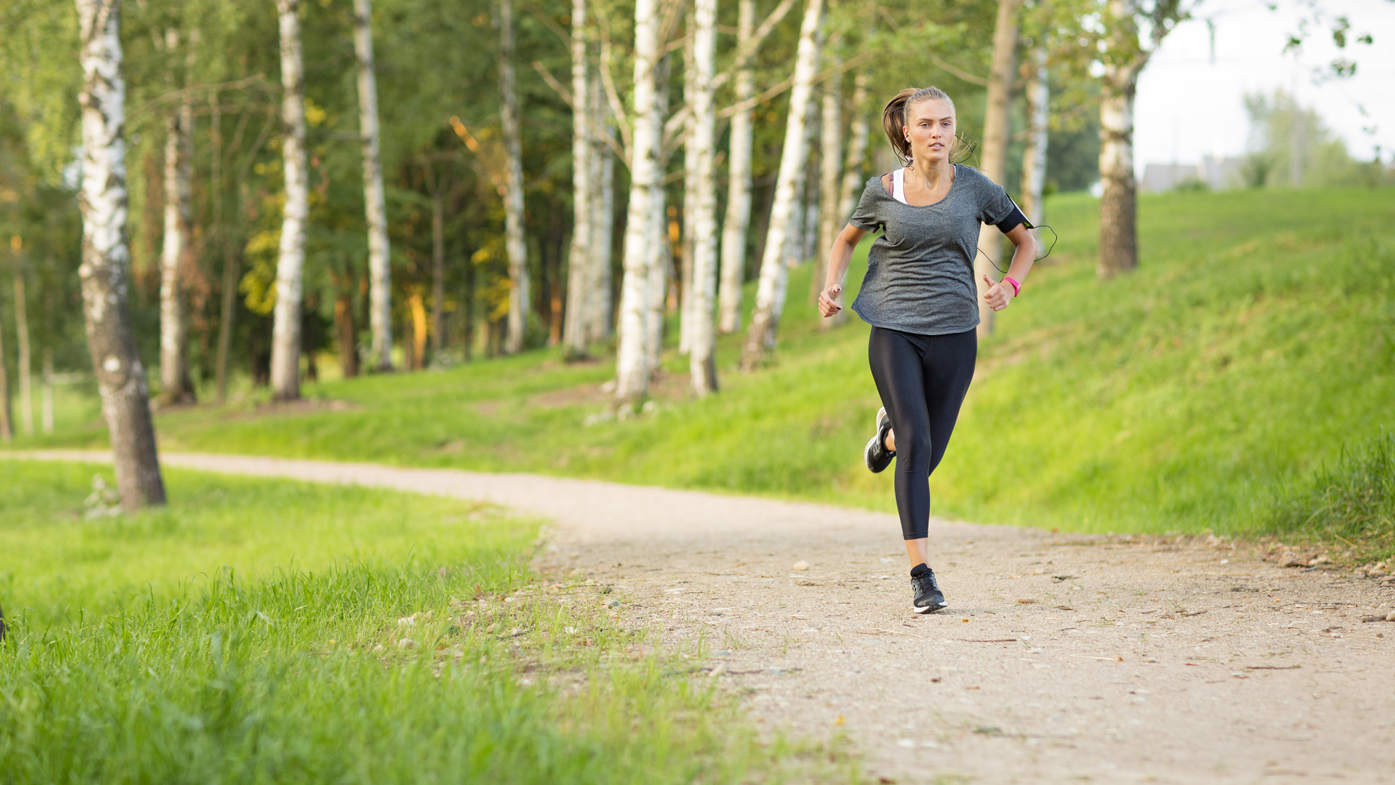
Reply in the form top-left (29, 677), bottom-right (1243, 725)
top-left (0, 461), bottom-right (849, 783)
top-left (12, 187), bottom-right (1394, 537)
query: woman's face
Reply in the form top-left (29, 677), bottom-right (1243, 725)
top-left (903, 99), bottom-right (956, 165)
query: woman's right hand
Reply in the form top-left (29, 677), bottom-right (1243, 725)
top-left (818, 284), bottom-right (843, 318)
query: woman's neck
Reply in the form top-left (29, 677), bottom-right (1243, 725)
top-left (907, 157), bottom-right (953, 188)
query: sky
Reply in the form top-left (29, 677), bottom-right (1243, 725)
top-left (1132, 0), bottom-right (1395, 175)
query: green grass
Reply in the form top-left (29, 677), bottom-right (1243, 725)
top-left (1265, 430), bottom-right (1395, 560)
top-left (0, 461), bottom-right (853, 783)
top-left (9, 187), bottom-right (1394, 545)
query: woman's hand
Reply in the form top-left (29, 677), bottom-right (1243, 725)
top-left (981, 274), bottom-right (1014, 312)
top-left (818, 284), bottom-right (843, 317)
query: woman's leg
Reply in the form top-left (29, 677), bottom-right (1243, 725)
top-left (867, 327), bottom-right (933, 546)
top-left (919, 328), bottom-right (978, 477)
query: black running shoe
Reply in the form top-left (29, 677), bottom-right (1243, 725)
top-left (911, 569), bottom-right (947, 613)
top-left (864, 407), bottom-right (895, 473)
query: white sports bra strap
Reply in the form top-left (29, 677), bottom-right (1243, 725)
top-left (891, 168), bottom-right (908, 204)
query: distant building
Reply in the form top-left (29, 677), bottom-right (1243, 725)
top-left (1141, 155), bottom-right (1246, 192)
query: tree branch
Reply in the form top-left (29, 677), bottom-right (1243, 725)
top-left (715, 49), bottom-right (874, 121)
top-left (711, 0), bottom-right (798, 90)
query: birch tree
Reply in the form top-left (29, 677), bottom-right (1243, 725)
top-left (158, 29), bottom-right (195, 404)
top-left (812, 63), bottom-right (841, 306)
top-left (1019, 44), bottom-right (1049, 230)
top-left (687, 0), bottom-right (719, 395)
top-left (973, 0), bottom-right (1019, 338)
top-left (1097, 0), bottom-right (1186, 277)
top-left (642, 55), bottom-right (671, 375)
top-left (716, 0), bottom-right (756, 335)
top-left (562, 0), bottom-right (592, 358)
top-left (74, 0), bottom-right (166, 509)
top-left (353, 0), bottom-right (393, 370)
top-left (740, 0), bottom-right (823, 370)
top-left (614, 0), bottom-right (662, 405)
top-left (499, 0), bottom-right (529, 354)
top-left (270, 0), bottom-right (309, 401)
top-left (587, 75), bottom-right (615, 343)
top-left (828, 58), bottom-right (870, 329)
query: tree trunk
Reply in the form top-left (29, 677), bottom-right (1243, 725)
top-left (74, 0), bottom-right (166, 509)
top-left (210, 97), bottom-right (236, 403)
top-left (828, 59), bottom-right (869, 329)
top-left (335, 283), bottom-right (359, 378)
top-left (430, 187), bottom-right (445, 361)
top-left (678, 8), bottom-right (697, 356)
top-left (716, 0), bottom-right (755, 335)
top-left (562, 0), bottom-right (592, 358)
top-left (42, 347), bottom-right (54, 434)
top-left (614, 0), bottom-right (661, 406)
top-left (688, 0), bottom-right (719, 395)
top-left (270, 0), bottom-right (309, 401)
top-left (643, 56), bottom-right (671, 375)
top-left (0, 292), bottom-right (11, 441)
top-left (974, 0), bottom-right (1019, 338)
top-left (11, 261), bottom-right (32, 435)
top-left (740, 0), bottom-right (823, 370)
top-left (499, 0), bottom-right (529, 354)
top-left (1098, 50), bottom-right (1140, 277)
top-left (811, 61), bottom-right (841, 305)
top-left (1019, 44), bottom-right (1048, 230)
top-left (159, 82), bottom-right (195, 404)
top-left (354, 0), bottom-right (394, 370)
top-left (587, 88), bottom-right (615, 343)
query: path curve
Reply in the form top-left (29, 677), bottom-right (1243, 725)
top-left (14, 450), bottom-right (1395, 784)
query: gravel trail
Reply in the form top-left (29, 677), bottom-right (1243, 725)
top-left (17, 450), bottom-right (1395, 784)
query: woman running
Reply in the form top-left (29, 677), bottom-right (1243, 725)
top-left (818, 86), bottom-right (1037, 613)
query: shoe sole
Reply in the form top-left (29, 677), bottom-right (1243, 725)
top-left (912, 602), bottom-right (946, 614)
top-left (865, 407), bottom-right (892, 473)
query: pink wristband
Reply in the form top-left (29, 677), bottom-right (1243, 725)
top-left (1003, 276), bottom-right (1021, 297)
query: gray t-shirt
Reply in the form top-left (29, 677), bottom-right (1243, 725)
top-left (848, 165), bottom-right (1017, 336)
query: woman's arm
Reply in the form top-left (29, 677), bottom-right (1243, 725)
top-left (981, 223), bottom-right (1038, 312)
top-left (819, 223), bottom-right (868, 318)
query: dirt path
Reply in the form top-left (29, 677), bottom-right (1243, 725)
top-left (19, 451), bottom-right (1395, 784)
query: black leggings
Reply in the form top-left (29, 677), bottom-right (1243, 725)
top-left (867, 326), bottom-right (977, 540)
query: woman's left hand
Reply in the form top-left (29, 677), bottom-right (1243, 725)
top-left (981, 274), bottom-right (1014, 312)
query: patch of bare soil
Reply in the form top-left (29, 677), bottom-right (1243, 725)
top-left (17, 451), bottom-right (1395, 784)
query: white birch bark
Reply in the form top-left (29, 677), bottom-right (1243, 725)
top-left (1019, 45), bottom-right (1049, 231)
top-left (614, 0), bottom-right (661, 405)
top-left (716, 0), bottom-right (755, 334)
top-left (158, 66), bottom-right (194, 403)
top-left (838, 63), bottom-right (870, 221)
top-left (12, 266), bottom-right (32, 435)
top-left (678, 10), bottom-right (696, 356)
top-left (587, 81), bottom-right (615, 342)
top-left (815, 64), bottom-right (842, 284)
top-left (973, 0), bottom-right (1019, 338)
top-left (827, 60), bottom-right (869, 329)
top-left (740, 0), bottom-right (822, 369)
top-left (562, 0), bottom-right (592, 356)
top-left (643, 56), bottom-right (670, 374)
top-left (500, 0), bottom-right (529, 354)
top-left (1098, 0), bottom-right (1142, 278)
top-left (687, 0), bottom-right (718, 395)
top-left (353, 0), bottom-right (394, 370)
top-left (270, 0), bottom-right (309, 400)
top-left (75, 0), bottom-right (166, 508)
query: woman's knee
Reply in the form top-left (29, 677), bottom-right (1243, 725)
top-left (895, 428), bottom-right (932, 465)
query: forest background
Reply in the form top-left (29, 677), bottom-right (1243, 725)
top-left (0, 0), bottom-right (1390, 548)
